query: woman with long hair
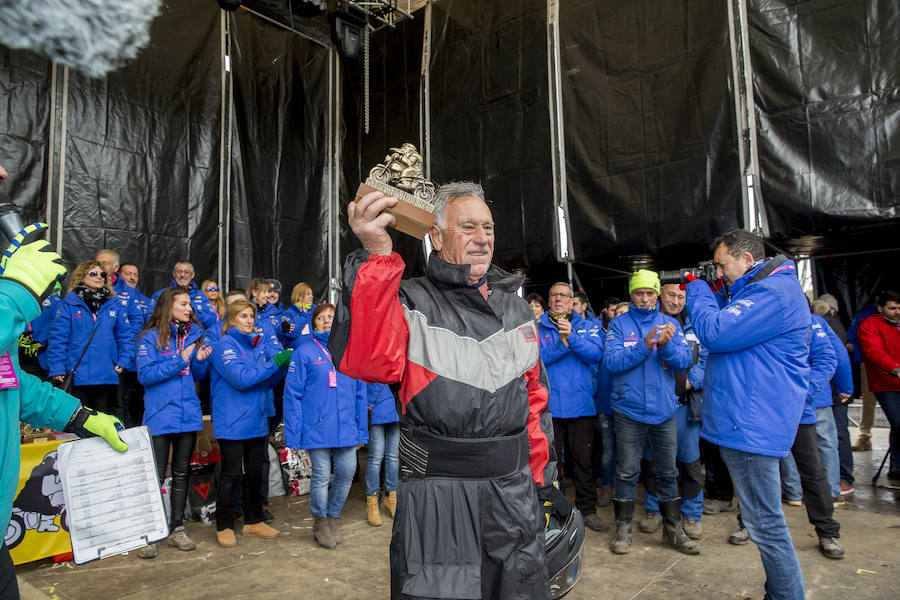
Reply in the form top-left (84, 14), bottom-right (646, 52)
top-left (135, 287), bottom-right (212, 558)
top-left (201, 279), bottom-right (225, 319)
top-left (47, 261), bottom-right (134, 415)
top-left (281, 282), bottom-right (316, 347)
top-left (283, 303), bottom-right (367, 549)
top-left (209, 299), bottom-right (292, 548)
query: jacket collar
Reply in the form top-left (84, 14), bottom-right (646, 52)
top-left (226, 327), bottom-right (262, 348)
top-left (426, 251), bottom-right (523, 293)
top-left (628, 302), bottom-right (659, 322)
top-left (169, 279), bottom-right (200, 294)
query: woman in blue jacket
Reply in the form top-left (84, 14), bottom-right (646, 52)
top-left (210, 299), bottom-right (292, 548)
top-left (283, 303), bottom-right (368, 550)
top-left (47, 261), bottom-right (134, 416)
top-left (136, 287), bottom-right (212, 558)
top-left (281, 282), bottom-right (316, 348)
top-left (364, 383), bottom-right (399, 527)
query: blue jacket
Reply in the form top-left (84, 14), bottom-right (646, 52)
top-left (539, 311), bottom-right (604, 418)
top-left (282, 304), bottom-right (316, 349)
top-left (137, 323), bottom-right (210, 435)
top-left (594, 360), bottom-right (613, 416)
top-left (368, 383), bottom-right (399, 425)
top-left (824, 317), bottom-right (854, 402)
top-left (805, 314), bottom-right (838, 421)
top-left (0, 280), bottom-right (81, 529)
top-left (686, 258), bottom-right (811, 457)
top-left (27, 293), bottom-right (60, 372)
top-left (283, 333), bottom-right (368, 450)
top-left (847, 303), bottom-right (877, 364)
top-left (210, 328), bottom-right (281, 440)
top-left (151, 281), bottom-right (218, 330)
top-left (46, 291), bottom-right (135, 385)
top-left (605, 304), bottom-right (692, 424)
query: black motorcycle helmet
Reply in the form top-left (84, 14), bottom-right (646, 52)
top-left (545, 506), bottom-right (585, 598)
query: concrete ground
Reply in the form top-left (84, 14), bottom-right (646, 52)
top-left (16, 426), bottom-right (900, 600)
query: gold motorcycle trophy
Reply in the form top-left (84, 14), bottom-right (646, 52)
top-left (355, 143), bottom-right (437, 239)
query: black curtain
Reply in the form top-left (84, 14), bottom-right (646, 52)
top-left (228, 9), bottom-right (331, 296)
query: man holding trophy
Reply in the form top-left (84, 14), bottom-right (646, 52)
top-left (329, 147), bottom-right (580, 599)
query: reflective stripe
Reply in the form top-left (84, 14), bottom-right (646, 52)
top-left (403, 307), bottom-right (539, 393)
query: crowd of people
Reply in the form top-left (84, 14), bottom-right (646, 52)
top-left (17, 249), bottom-right (401, 556)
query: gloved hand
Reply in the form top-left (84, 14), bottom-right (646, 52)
top-left (0, 223), bottom-right (66, 302)
top-left (272, 348), bottom-right (293, 367)
top-left (280, 320), bottom-right (294, 334)
top-left (537, 482), bottom-right (573, 530)
top-left (65, 406), bottom-right (128, 452)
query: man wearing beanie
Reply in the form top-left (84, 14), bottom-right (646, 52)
top-left (605, 269), bottom-right (697, 555)
top-left (685, 229), bottom-right (810, 600)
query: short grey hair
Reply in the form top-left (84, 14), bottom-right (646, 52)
top-left (433, 181), bottom-right (486, 228)
top-left (174, 261), bottom-right (194, 273)
top-left (549, 282), bottom-right (572, 295)
top-left (811, 299), bottom-right (831, 317)
top-left (96, 249), bottom-right (120, 267)
top-left (818, 293), bottom-right (839, 313)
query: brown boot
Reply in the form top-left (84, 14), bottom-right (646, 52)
top-left (242, 521), bottom-right (279, 539)
top-left (366, 495), bottom-right (383, 527)
top-left (384, 491), bottom-right (397, 519)
top-left (216, 528), bottom-right (237, 548)
top-left (852, 435), bottom-right (871, 451)
top-left (327, 516), bottom-right (342, 545)
top-left (313, 515), bottom-right (336, 549)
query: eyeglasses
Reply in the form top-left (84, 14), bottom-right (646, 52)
top-left (205, 286), bottom-right (219, 292)
top-left (548, 292), bottom-right (572, 298)
top-left (88, 270), bottom-right (107, 278)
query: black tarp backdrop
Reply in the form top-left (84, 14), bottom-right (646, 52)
top-left (0, 47), bottom-right (52, 225)
top-left (340, 8), bottom-right (427, 278)
top-left (228, 9), bottom-right (331, 296)
top-left (814, 250), bottom-right (900, 326)
top-left (559, 0), bottom-right (743, 291)
top-left (750, 0), bottom-right (900, 254)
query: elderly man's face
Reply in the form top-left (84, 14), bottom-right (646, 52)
top-left (631, 289), bottom-right (658, 310)
top-left (430, 195), bottom-right (494, 285)
top-left (96, 251), bottom-right (117, 276)
top-left (120, 264), bottom-right (139, 288)
top-left (173, 264), bottom-right (194, 287)
top-left (548, 284), bottom-right (573, 315)
top-left (659, 284), bottom-right (685, 316)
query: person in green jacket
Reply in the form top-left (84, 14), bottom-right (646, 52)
top-left (0, 174), bottom-right (127, 598)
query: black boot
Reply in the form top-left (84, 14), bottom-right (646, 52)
top-left (660, 499), bottom-right (700, 555)
top-left (610, 499), bottom-right (634, 554)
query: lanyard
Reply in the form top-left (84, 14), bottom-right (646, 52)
top-left (311, 337), bottom-right (332, 360)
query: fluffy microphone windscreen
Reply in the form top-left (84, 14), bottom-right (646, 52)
top-left (0, 0), bottom-right (162, 78)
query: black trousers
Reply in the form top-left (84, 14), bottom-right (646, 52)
top-left (552, 416), bottom-right (595, 513)
top-left (0, 544), bottom-right (18, 600)
top-left (699, 438), bottom-right (734, 502)
top-left (71, 384), bottom-right (119, 417)
top-left (152, 432), bottom-right (197, 531)
top-left (641, 458), bottom-right (704, 501)
top-left (792, 423), bottom-right (840, 539)
top-left (216, 437), bottom-right (267, 531)
top-left (119, 371), bottom-right (145, 428)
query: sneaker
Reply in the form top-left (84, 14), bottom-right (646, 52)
top-left (683, 518), bottom-right (702, 540)
top-left (639, 513), bottom-right (662, 533)
top-left (166, 526), bottom-right (196, 551)
top-left (782, 497), bottom-right (802, 507)
top-left (138, 542), bottom-right (158, 559)
top-left (728, 527), bottom-right (750, 545)
top-left (702, 499), bottom-right (735, 515)
top-left (583, 512), bottom-right (610, 533)
top-left (818, 536), bottom-right (845, 559)
top-left (262, 508), bottom-right (274, 524)
top-left (839, 481), bottom-right (854, 495)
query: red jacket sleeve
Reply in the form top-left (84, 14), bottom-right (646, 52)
top-left (858, 316), bottom-right (900, 376)
top-left (526, 358), bottom-right (557, 486)
top-left (329, 250), bottom-right (409, 383)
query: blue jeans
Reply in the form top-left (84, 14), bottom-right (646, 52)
top-left (613, 412), bottom-right (678, 502)
top-left (875, 391), bottom-right (900, 472)
top-left (596, 413), bottom-right (616, 487)
top-left (720, 447), bottom-right (805, 600)
top-left (832, 402), bottom-right (854, 485)
top-left (779, 453), bottom-right (803, 501)
top-left (366, 421), bottom-right (399, 496)
top-left (308, 447), bottom-right (357, 518)
top-left (815, 406), bottom-right (841, 496)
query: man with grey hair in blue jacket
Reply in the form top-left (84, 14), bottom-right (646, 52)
top-left (685, 229), bottom-right (811, 600)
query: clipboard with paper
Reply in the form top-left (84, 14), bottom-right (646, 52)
top-left (56, 426), bottom-right (169, 564)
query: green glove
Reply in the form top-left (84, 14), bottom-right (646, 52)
top-left (272, 348), bottom-right (293, 367)
top-left (0, 223), bottom-right (66, 302)
top-left (65, 406), bottom-right (128, 452)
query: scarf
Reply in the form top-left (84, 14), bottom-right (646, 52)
top-left (74, 285), bottom-right (111, 314)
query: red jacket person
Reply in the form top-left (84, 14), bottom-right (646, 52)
top-left (329, 182), bottom-right (561, 599)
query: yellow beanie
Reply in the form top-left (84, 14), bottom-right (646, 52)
top-left (629, 269), bottom-right (660, 294)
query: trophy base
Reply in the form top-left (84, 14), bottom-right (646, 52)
top-left (356, 180), bottom-right (436, 240)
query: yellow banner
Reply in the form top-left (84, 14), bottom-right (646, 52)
top-left (6, 439), bottom-right (73, 565)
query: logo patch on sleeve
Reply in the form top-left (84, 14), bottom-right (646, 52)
top-left (519, 324), bottom-right (538, 342)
